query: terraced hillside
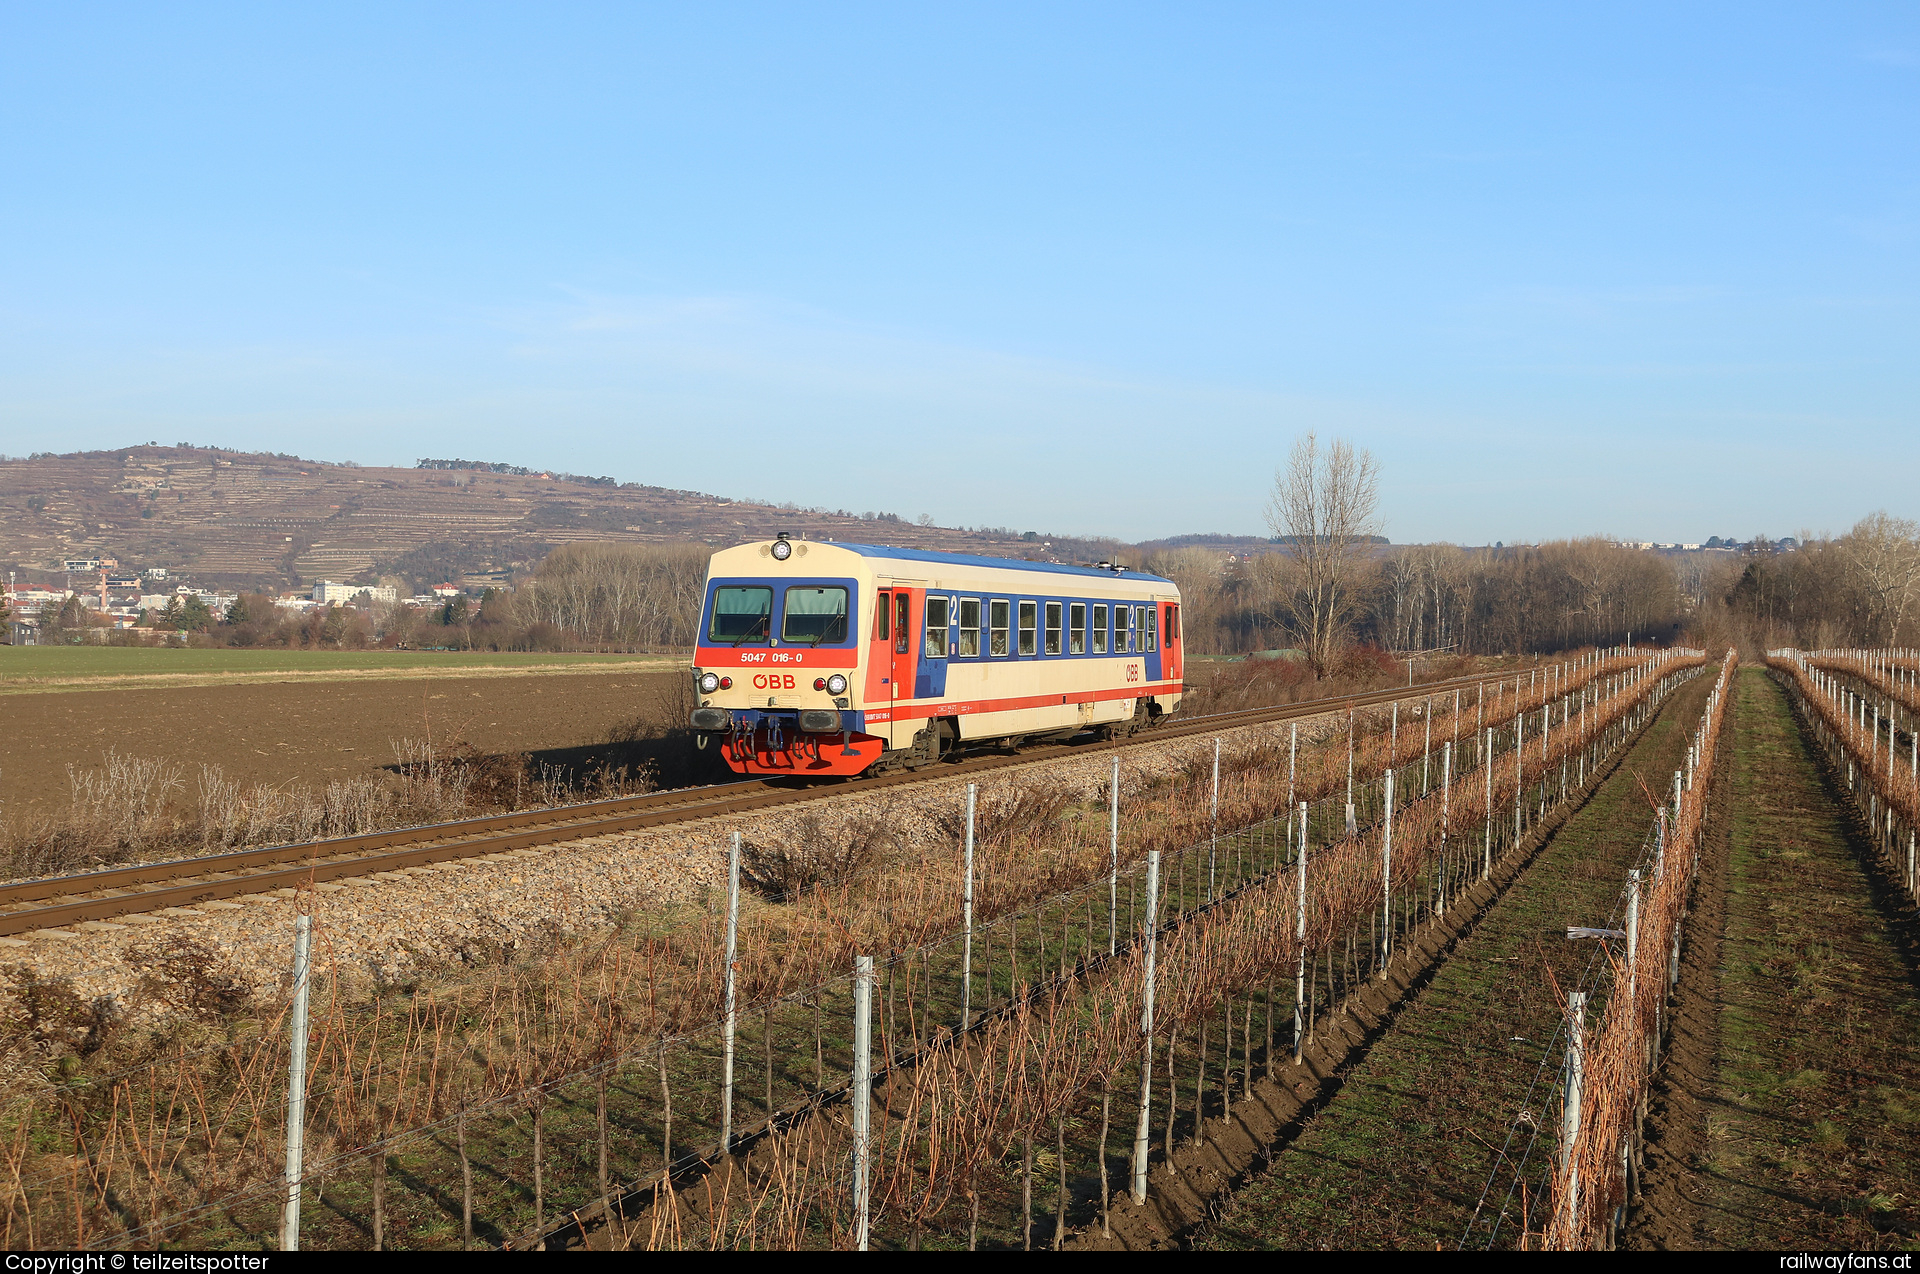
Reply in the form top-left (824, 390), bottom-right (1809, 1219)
top-left (0, 445), bottom-right (1051, 591)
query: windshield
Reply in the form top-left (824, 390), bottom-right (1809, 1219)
top-left (782, 586), bottom-right (849, 644)
top-left (708, 586), bottom-right (773, 643)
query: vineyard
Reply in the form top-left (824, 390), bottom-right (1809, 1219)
top-left (5, 645), bottom-right (1918, 1250)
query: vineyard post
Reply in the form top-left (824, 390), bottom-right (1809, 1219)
top-left (1209, 738), bottom-right (1220, 901)
top-left (1286, 720), bottom-right (1298, 813)
top-left (1668, 825), bottom-right (1683, 985)
top-left (1483, 727), bottom-right (1493, 879)
top-left (1285, 723), bottom-right (1298, 860)
top-left (720, 832), bottom-right (741, 1158)
top-left (1109, 758), bottom-right (1120, 956)
top-left (1294, 802), bottom-right (1308, 1063)
top-left (1345, 707), bottom-right (1356, 834)
top-left (1131, 849), bottom-right (1162, 1204)
top-left (1625, 870), bottom-right (1641, 1004)
top-left (964, 782), bottom-right (977, 1025)
top-left (1440, 740), bottom-right (1452, 908)
top-left (1515, 709), bottom-right (1525, 844)
top-left (1423, 697), bottom-right (1432, 796)
top-left (1654, 809), bottom-right (1666, 882)
top-left (852, 956), bottom-right (874, 1252)
top-left (1561, 990), bottom-right (1588, 1243)
top-left (279, 912), bottom-right (312, 1253)
top-left (1379, 770), bottom-right (1395, 977)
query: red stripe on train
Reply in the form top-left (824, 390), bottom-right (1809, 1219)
top-left (867, 682), bottom-right (1182, 725)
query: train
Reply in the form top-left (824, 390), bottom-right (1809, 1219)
top-left (687, 536), bottom-right (1186, 776)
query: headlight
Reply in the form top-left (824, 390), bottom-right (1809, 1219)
top-left (770, 538), bottom-right (793, 561)
top-left (698, 672), bottom-right (720, 694)
top-left (826, 673), bottom-right (848, 695)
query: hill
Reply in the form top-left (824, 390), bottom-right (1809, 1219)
top-left (0, 445), bottom-right (1067, 592)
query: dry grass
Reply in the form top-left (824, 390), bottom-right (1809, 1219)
top-left (0, 737), bottom-right (656, 881)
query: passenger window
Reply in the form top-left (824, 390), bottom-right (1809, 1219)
top-left (924, 596), bottom-right (950, 659)
top-left (990, 599), bottom-right (1010, 656)
top-left (1069, 603), bottom-right (1085, 654)
top-left (1044, 602), bottom-right (1062, 655)
top-left (1132, 606), bottom-right (1144, 651)
top-left (1118, 606), bottom-right (1131, 653)
top-left (875, 591), bottom-right (891, 641)
top-left (895, 594), bottom-right (911, 655)
top-left (959, 598), bottom-right (981, 657)
top-left (1018, 601), bottom-right (1037, 656)
top-left (1146, 605), bottom-right (1158, 652)
top-left (1092, 604), bottom-right (1108, 654)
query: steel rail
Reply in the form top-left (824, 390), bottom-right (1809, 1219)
top-left (0, 661), bottom-right (1587, 937)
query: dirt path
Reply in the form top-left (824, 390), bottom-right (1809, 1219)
top-left (1628, 667), bottom-right (1920, 1249)
top-left (1188, 669), bottom-right (1719, 1250)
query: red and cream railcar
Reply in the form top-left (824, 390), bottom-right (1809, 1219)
top-left (688, 538), bottom-right (1184, 776)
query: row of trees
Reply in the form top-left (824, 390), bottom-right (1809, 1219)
top-left (1148, 537), bottom-right (1687, 660)
top-left (1145, 435), bottom-right (1685, 662)
top-left (1145, 435), bottom-right (1919, 662)
top-left (1719, 512), bottom-right (1920, 650)
top-left (103, 543), bottom-right (712, 652)
top-left (379, 542), bottom-right (710, 651)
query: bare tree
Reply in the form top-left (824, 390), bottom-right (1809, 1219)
top-left (518, 543), bottom-right (710, 650)
top-left (1264, 433), bottom-right (1382, 672)
top-left (1839, 511), bottom-right (1920, 644)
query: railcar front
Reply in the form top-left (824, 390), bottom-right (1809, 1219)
top-left (687, 538), bottom-right (1184, 776)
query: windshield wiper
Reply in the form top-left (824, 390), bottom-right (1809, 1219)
top-left (730, 617), bottom-right (769, 647)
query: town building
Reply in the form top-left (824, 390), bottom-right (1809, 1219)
top-left (310, 580), bottom-right (397, 605)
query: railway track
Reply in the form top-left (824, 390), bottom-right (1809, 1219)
top-left (0, 665), bottom-right (1565, 938)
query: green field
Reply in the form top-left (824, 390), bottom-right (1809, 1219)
top-left (0, 645), bottom-right (680, 691)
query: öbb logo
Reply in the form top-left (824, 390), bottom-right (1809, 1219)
top-left (752, 673), bottom-right (798, 690)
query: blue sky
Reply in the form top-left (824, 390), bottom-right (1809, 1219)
top-left (1, 3), bottom-right (1914, 545)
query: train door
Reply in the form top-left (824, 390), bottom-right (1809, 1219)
top-left (869, 583), bottom-right (921, 746)
top-left (1162, 601), bottom-right (1184, 682)
top-left (890, 588), bottom-right (918, 729)
top-left (867, 589), bottom-right (895, 738)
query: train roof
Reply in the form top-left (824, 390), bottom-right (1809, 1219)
top-left (812, 541), bottom-right (1172, 585)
